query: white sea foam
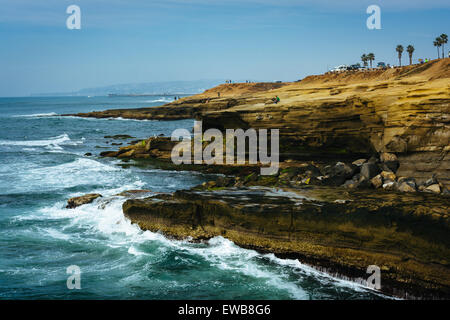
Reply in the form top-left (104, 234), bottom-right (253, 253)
top-left (13, 112), bottom-right (58, 118)
top-left (145, 98), bottom-right (173, 103)
top-left (0, 133), bottom-right (71, 147)
top-left (24, 190), bottom-right (390, 299)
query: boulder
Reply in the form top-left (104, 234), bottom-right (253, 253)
top-left (380, 152), bottom-right (398, 162)
top-left (379, 152), bottom-right (399, 173)
top-left (381, 171), bottom-right (396, 181)
top-left (397, 181), bottom-right (416, 193)
top-left (382, 181), bottom-right (396, 191)
top-left (66, 194), bottom-right (102, 209)
top-left (425, 184), bottom-right (441, 194)
top-left (424, 175), bottom-right (439, 187)
top-left (370, 174), bottom-right (383, 189)
top-left (361, 162), bottom-right (380, 180)
top-left (352, 159), bottom-right (367, 167)
top-left (344, 174), bottom-right (370, 189)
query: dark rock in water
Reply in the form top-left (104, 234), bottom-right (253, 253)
top-left (123, 186), bottom-right (450, 299)
top-left (104, 135), bottom-right (135, 139)
top-left (84, 152), bottom-right (92, 157)
top-left (111, 143), bottom-right (123, 146)
top-left (100, 151), bottom-right (118, 157)
top-left (66, 194), bottom-right (102, 209)
top-left (361, 162), bottom-right (381, 180)
top-left (115, 190), bottom-right (152, 197)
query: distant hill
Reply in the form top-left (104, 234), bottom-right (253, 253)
top-left (31, 79), bottom-right (228, 97)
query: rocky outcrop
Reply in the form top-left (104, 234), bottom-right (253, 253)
top-left (66, 59), bottom-right (450, 188)
top-left (123, 186), bottom-right (450, 299)
top-left (66, 193), bottom-right (102, 209)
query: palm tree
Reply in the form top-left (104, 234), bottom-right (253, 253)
top-left (367, 53), bottom-right (375, 68)
top-left (396, 45), bottom-right (404, 66)
top-left (406, 45), bottom-right (415, 65)
top-left (440, 34), bottom-right (448, 58)
top-left (361, 54), bottom-right (368, 67)
top-left (434, 37), bottom-right (442, 59)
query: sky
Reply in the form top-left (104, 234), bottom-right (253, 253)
top-left (0, 0), bottom-right (449, 96)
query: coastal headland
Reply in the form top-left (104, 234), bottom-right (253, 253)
top-left (65, 58), bottom-right (450, 299)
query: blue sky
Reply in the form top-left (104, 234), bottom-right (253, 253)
top-left (0, 0), bottom-right (449, 96)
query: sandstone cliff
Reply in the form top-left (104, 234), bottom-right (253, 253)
top-left (68, 59), bottom-right (450, 187)
top-left (123, 186), bottom-right (450, 299)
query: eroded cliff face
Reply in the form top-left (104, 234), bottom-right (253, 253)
top-left (197, 60), bottom-right (450, 186)
top-left (68, 59), bottom-right (450, 187)
top-left (122, 186), bottom-right (450, 299)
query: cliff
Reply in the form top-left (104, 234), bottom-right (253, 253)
top-left (123, 186), bottom-right (450, 299)
top-left (67, 59), bottom-right (450, 187)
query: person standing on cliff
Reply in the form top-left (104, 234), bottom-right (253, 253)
top-left (274, 96), bottom-right (280, 104)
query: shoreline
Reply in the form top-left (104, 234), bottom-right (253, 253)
top-left (63, 59), bottom-right (450, 299)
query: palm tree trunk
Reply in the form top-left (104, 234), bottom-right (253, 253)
top-left (410, 56), bottom-right (412, 65)
top-left (437, 47), bottom-right (440, 59)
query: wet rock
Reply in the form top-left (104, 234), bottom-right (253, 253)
top-left (100, 151), bottom-right (118, 157)
top-left (361, 162), bottom-right (380, 180)
top-left (214, 176), bottom-right (235, 187)
top-left (104, 135), bottom-right (135, 139)
top-left (84, 152), bottom-right (92, 156)
top-left (66, 194), bottom-right (102, 209)
top-left (116, 190), bottom-right (152, 197)
top-left (123, 186), bottom-right (450, 299)
top-left (118, 150), bottom-right (135, 158)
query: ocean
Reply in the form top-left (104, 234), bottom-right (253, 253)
top-left (0, 96), bottom-right (385, 299)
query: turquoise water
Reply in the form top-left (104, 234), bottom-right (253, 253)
top-left (0, 97), bottom-right (384, 299)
